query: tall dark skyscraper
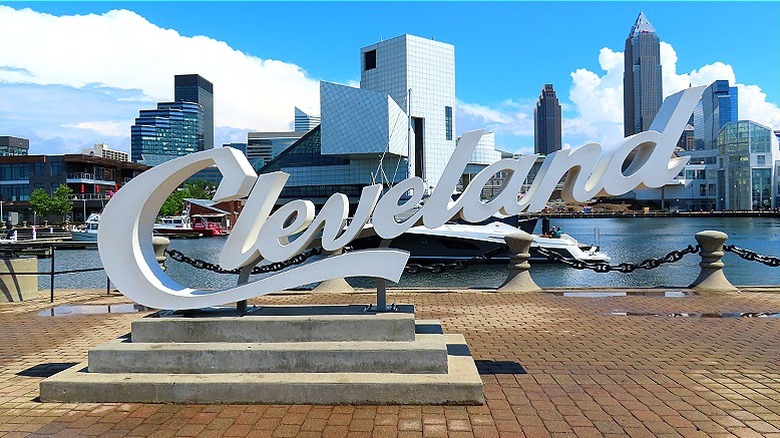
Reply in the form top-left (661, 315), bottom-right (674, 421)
top-left (175, 74), bottom-right (214, 150)
top-left (623, 12), bottom-right (662, 137)
top-left (534, 84), bottom-right (562, 155)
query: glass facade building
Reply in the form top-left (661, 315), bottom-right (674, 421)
top-left (130, 102), bottom-right (203, 166)
top-left (623, 12), bottom-right (663, 136)
top-left (175, 74), bottom-right (214, 150)
top-left (534, 84), bottom-right (562, 156)
top-left (693, 80), bottom-right (738, 150)
top-left (717, 121), bottom-right (779, 210)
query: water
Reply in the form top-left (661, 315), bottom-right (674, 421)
top-left (38, 217), bottom-right (780, 290)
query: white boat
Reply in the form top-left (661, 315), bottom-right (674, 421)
top-left (153, 214), bottom-right (224, 238)
top-left (352, 221), bottom-right (610, 263)
top-left (70, 213), bottom-right (100, 242)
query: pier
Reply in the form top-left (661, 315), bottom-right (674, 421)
top-left (2, 285), bottom-right (779, 436)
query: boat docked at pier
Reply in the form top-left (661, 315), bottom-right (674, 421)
top-left (352, 221), bottom-right (610, 264)
top-left (70, 213), bottom-right (100, 242)
top-left (153, 214), bottom-right (225, 238)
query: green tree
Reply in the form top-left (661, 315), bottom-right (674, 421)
top-left (159, 189), bottom-right (187, 217)
top-left (158, 181), bottom-right (215, 217)
top-left (28, 188), bottom-right (53, 217)
top-left (50, 184), bottom-right (74, 218)
top-left (184, 180), bottom-right (214, 200)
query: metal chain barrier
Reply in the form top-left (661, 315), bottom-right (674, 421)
top-left (724, 245), bottom-right (780, 267)
top-left (403, 246), bottom-right (506, 274)
top-left (537, 244), bottom-right (701, 273)
top-left (165, 247), bottom-right (323, 275)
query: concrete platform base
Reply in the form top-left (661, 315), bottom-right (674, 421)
top-left (41, 334), bottom-right (482, 405)
top-left (40, 305), bottom-right (483, 405)
top-left (88, 334), bottom-right (448, 374)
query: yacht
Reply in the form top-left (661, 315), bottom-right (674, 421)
top-left (70, 213), bottom-right (100, 242)
top-left (153, 214), bottom-right (224, 238)
top-left (352, 221), bottom-right (610, 263)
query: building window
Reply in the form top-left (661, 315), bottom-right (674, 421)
top-left (364, 50), bottom-right (376, 71)
top-left (445, 106), bottom-right (453, 141)
top-left (51, 161), bottom-right (64, 176)
top-left (699, 184), bottom-right (707, 196)
top-left (756, 155), bottom-right (766, 165)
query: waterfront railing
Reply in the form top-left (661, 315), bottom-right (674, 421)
top-left (0, 242), bottom-right (109, 303)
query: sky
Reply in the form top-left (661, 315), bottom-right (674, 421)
top-left (1, 1), bottom-right (779, 156)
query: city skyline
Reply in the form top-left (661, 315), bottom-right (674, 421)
top-left (1, 2), bottom-right (779, 156)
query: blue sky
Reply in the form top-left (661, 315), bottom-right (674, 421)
top-left (1, 2), bottom-right (779, 155)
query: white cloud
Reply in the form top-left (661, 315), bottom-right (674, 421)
top-left (567, 47), bottom-right (625, 147)
top-left (458, 102), bottom-right (513, 125)
top-left (63, 121), bottom-right (130, 137)
top-left (465, 39), bottom-right (779, 155)
top-left (566, 42), bottom-right (780, 149)
top-left (738, 84), bottom-right (780, 129)
top-left (456, 99), bottom-right (535, 153)
top-left (0, 5), bottom-right (320, 152)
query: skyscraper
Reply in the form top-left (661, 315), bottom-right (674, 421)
top-left (623, 12), bottom-right (663, 136)
top-left (131, 102), bottom-right (203, 165)
top-left (693, 80), bottom-right (738, 150)
top-left (175, 74), bottom-right (214, 150)
top-left (534, 84), bottom-right (562, 155)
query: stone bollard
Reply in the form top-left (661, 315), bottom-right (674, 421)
top-left (497, 231), bottom-right (542, 293)
top-left (152, 236), bottom-right (171, 271)
top-left (689, 230), bottom-right (738, 294)
top-left (0, 256), bottom-right (38, 302)
top-left (313, 248), bottom-right (355, 293)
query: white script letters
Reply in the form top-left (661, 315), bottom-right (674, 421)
top-left (99, 86), bottom-right (704, 310)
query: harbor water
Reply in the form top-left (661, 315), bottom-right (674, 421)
top-left (38, 217), bottom-right (780, 291)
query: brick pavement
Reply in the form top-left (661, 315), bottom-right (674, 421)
top-left (1, 287), bottom-right (779, 437)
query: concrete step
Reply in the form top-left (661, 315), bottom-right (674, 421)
top-left (41, 335), bottom-right (483, 405)
top-left (89, 333), bottom-right (448, 374)
top-left (132, 305), bottom-right (417, 343)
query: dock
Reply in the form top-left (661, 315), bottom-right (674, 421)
top-left (1, 286), bottom-right (779, 436)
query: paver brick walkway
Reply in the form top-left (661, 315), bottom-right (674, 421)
top-left (1, 286), bottom-right (779, 437)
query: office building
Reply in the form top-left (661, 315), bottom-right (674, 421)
top-left (677, 124), bottom-right (695, 151)
top-left (131, 101), bottom-right (203, 165)
top-left (693, 80), bottom-right (738, 150)
top-left (623, 12), bottom-right (663, 136)
top-left (0, 154), bottom-right (147, 222)
top-left (632, 119), bottom-right (780, 211)
top-left (81, 143), bottom-right (128, 162)
top-left (0, 136), bottom-right (29, 156)
top-left (294, 107), bottom-right (321, 132)
top-left (175, 74), bottom-right (214, 150)
top-left (534, 84), bottom-right (562, 155)
top-left (247, 131), bottom-right (309, 164)
top-left (717, 120), bottom-right (779, 210)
